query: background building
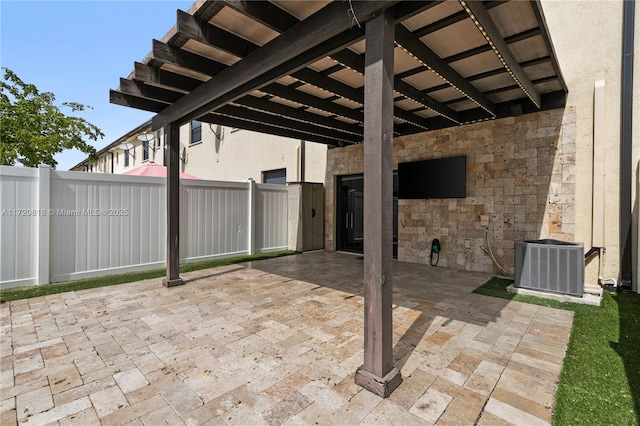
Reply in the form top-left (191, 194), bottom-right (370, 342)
top-left (72, 120), bottom-right (327, 185)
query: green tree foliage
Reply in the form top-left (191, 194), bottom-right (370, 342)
top-left (0, 68), bottom-right (103, 168)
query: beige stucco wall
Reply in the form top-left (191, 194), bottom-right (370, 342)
top-left (179, 125), bottom-right (326, 184)
top-left (541, 0), bottom-right (639, 287)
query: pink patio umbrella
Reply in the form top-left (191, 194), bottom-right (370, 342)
top-left (122, 162), bottom-right (200, 180)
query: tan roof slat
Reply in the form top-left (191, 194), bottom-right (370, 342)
top-left (209, 6), bottom-right (280, 46)
top-left (271, 1), bottom-right (330, 20)
top-left (329, 68), bottom-right (364, 89)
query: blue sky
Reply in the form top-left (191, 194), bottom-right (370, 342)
top-left (1, 0), bottom-right (191, 170)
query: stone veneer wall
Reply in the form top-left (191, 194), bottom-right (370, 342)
top-left (325, 107), bottom-right (577, 274)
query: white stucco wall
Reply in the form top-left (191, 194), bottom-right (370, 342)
top-left (541, 0), bottom-right (639, 287)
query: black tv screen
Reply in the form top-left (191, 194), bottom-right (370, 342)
top-left (398, 156), bottom-right (466, 199)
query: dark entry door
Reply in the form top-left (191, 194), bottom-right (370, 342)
top-left (337, 174), bottom-right (398, 256)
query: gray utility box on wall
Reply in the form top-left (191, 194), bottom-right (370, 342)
top-left (515, 239), bottom-right (584, 297)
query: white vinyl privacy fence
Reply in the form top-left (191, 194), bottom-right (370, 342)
top-left (0, 165), bottom-right (288, 289)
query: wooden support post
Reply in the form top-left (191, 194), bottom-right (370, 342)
top-left (355, 8), bottom-right (402, 398)
top-left (163, 122), bottom-right (185, 288)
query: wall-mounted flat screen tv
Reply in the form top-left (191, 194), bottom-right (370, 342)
top-left (398, 155), bottom-right (466, 199)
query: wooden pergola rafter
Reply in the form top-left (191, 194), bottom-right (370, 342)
top-left (110, 0), bottom-right (567, 398)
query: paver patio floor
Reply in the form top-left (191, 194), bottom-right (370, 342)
top-left (1, 252), bottom-right (573, 425)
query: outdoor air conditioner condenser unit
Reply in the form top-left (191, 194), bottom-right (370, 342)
top-left (514, 239), bottom-right (584, 297)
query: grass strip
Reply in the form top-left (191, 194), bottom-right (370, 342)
top-left (474, 278), bottom-right (639, 425)
top-left (0, 250), bottom-right (296, 303)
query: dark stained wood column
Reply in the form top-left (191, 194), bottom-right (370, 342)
top-left (163, 122), bottom-right (185, 288)
top-left (354, 8), bottom-right (402, 398)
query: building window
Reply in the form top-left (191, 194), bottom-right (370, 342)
top-left (125, 149), bottom-right (130, 167)
top-left (143, 141), bottom-right (149, 161)
top-left (190, 120), bottom-right (202, 145)
top-left (263, 168), bottom-right (286, 185)
top-left (116, 152), bottom-right (119, 165)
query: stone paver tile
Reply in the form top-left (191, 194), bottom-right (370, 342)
top-left (16, 385), bottom-right (54, 421)
top-left (332, 373), bottom-right (361, 400)
top-left (73, 351), bottom-right (106, 375)
top-left (161, 385), bottom-right (204, 416)
top-left (101, 394), bottom-right (166, 426)
top-left (388, 368), bottom-right (437, 409)
top-left (495, 369), bottom-right (556, 413)
top-left (463, 360), bottom-right (504, 395)
top-left (20, 395), bottom-right (91, 425)
top-left (367, 398), bottom-right (428, 426)
top-left (397, 350), bottom-right (428, 377)
top-left (182, 392), bottom-right (241, 425)
top-left (230, 383), bottom-right (275, 416)
top-left (491, 387), bottom-right (552, 423)
top-left (196, 373), bottom-right (247, 404)
top-left (89, 385), bottom-right (129, 418)
top-left (132, 352), bottom-right (165, 375)
top-left (58, 407), bottom-right (100, 425)
top-left (1, 409), bottom-right (16, 426)
top-left (13, 353), bottom-right (44, 376)
top-left (514, 344), bottom-right (565, 367)
top-left (0, 369), bottom-right (14, 390)
top-left (139, 404), bottom-right (185, 426)
top-left (221, 403), bottom-right (268, 426)
top-left (510, 351), bottom-right (562, 375)
top-left (476, 410), bottom-right (517, 426)
top-left (48, 366), bottom-right (83, 395)
top-left (200, 416), bottom-right (228, 426)
top-left (408, 388), bottom-right (452, 423)
top-left (114, 367), bottom-right (149, 394)
top-left (261, 391), bottom-right (312, 425)
top-left (448, 352), bottom-right (482, 377)
top-left (265, 371), bottom-right (313, 401)
top-left (484, 397), bottom-right (549, 426)
top-left (1, 396), bottom-right (15, 413)
top-left (13, 368), bottom-right (46, 388)
top-left (504, 359), bottom-right (559, 384)
top-left (334, 389), bottom-right (382, 425)
top-left (53, 375), bottom-right (115, 406)
top-left (298, 380), bottom-right (348, 414)
top-left (13, 338), bottom-right (63, 355)
top-left (439, 368), bottom-right (468, 386)
top-left (281, 402), bottom-right (335, 426)
top-left (40, 342), bottom-right (70, 361)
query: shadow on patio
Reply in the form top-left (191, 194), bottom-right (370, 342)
top-left (1, 252), bottom-right (573, 425)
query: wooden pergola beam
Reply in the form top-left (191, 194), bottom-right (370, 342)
top-left (292, 67), bottom-right (433, 130)
top-left (152, 1), bottom-right (399, 130)
top-left (176, 9), bottom-right (257, 57)
top-left (330, 49), bottom-right (460, 123)
top-left (395, 25), bottom-right (497, 117)
top-left (151, 40), bottom-right (227, 77)
top-left (109, 90), bottom-right (168, 113)
top-left (222, 0), bottom-right (298, 33)
top-left (198, 113), bottom-right (348, 146)
top-left (218, 103), bottom-right (361, 144)
top-left (233, 96), bottom-right (363, 136)
top-left (461, 0), bottom-right (542, 107)
top-left (133, 62), bottom-right (206, 92)
top-left (262, 82), bottom-right (363, 122)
